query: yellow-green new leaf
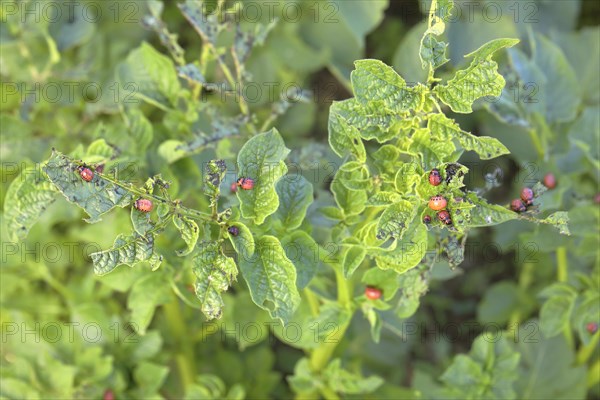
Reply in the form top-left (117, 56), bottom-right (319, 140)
top-left (374, 217), bottom-right (427, 274)
top-left (343, 245), bottom-right (367, 278)
top-left (428, 113), bottom-right (509, 159)
top-left (433, 38), bottom-right (519, 113)
top-left (376, 200), bottom-right (418, 241)
top-left (328, 101), bottom-right (367, 161)
top-left (239, 236), bottom-right (300, 325)
top-left (351, 59), bottom-right (427, 112)
top-left (237, 129), bottom-right (290, 225)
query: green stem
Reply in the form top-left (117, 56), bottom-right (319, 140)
top-left (587, 359), bottom-right (600, 388)
top-left (334, 263), bottom-right (351, 307)
top-left (164, 297), bottom-right (196, 390)
top-left (304, 288), bottom-right (320, 317)
top-left (508, 262), bottom-right (535, 338)
top-left (208, 42), bottom-right (250, 117)
top-left (555, 247), bottom-right (574, 348)
top-left (85, 167), bottom-right (214, 223)
top-left (527, 127), bottom-right (544, 160)
top-left (309, 263), bottom-right (353, 384)
top-left (577, 330), bottom-right (600, 365)
top-left (425, 0), bottom-right (438, 85)
top-left (556, 247), bottom-right (568, 283)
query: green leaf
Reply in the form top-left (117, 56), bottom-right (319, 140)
top-left (239, 236), bottom-right (300, 325)
top-left (128, 272), bottom-right (171, 335)
top-left (366, 191), bottom-right (402, 207)
top-left (192, 241), bottom-right (238, 320)
top-left (327, 98), bottom-right (395, 143)
top-left (420, 33), bottom-right (449, 70)
top-left (351, 59), bottom-right (427, 112)
top-left (428, 113), bottom-right (510, 159)
top-left (373, 144), bottom-right (401, 178)
top-left (43, 151), bottom-right (133, 223)
top-left (443, 234), bottom-right (466, 268)
top-left (419, 0), bottom-right (454, 71)
top-left (539, 295), bottom-right (576, 338)
top-left (409, 128), bottom-right (456, 170)
top-left (173, 215), bottom-right (199, 256)
top-left (227, 221), bottom-right (255, 258)
top-left (281, 231), bottom-right (319, 289)
top-left (236, 129), bottom-right (290, 225)
top-left (514, 322), bottom-right (587, 399)
top-left (288, 358), bottom-right (318, 394)
top-left (569, 107), bottom-right (600, 169)
top-left (337, 161), bottom-right (372, 191)
top-left (4, 167), bottom-right (58, 241)
top-left (116, 42), bottom-right (181, 108)
top-left (343, 245), bottom-right (367, 278)
top-left (323, 359), bottom-right (384, 394)
top-left (394, 162), bottom-right (422, 193)
top-left (374, 217), bottom-right (427, 274)
top-left (433, 38), bottom-right (519, 113)
top-left (376, 200), bottom-right (418, 240)
top-left (328, 104), bottom-right (367, 161)
top-left (331, 178), bottom-right (367, 217)
top-left (320, 206), bottom-right (345, 221)
top-left (90, 233), bottom-right (162, 276)
top-left (133, 361), bottom-right (169, 394)
top-left (541, 211), bottom-right (570, 235)
top-left (439, 335), bottom-right (520, 399)
top-left (131, 207), bottom-right (154, 237)
top-left (362, 268), bottom-right (399, 300)
top-left (273, 175), bottom-right (314, 230)
top-left (396, 262), bottom-right (430, 318)
top-left (124, 108), bottom-right (153, 152)
top-left (466, 192), bottom-right (518, 227)
top-left (530, 33), bottom-right (582, 123)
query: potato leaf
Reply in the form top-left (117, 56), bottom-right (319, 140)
top-left (4, 167), bottom-right (58, 241)
top-left (236, 129), bottom-right (290, 225)
top-left (90, 233), bottom-right (162, 276)
top-left (44, 151), bottom-right (133, 223)
top-left (433, 38), bottom-right (519, 113)
top-left (193, 241), bottom-right (238, 320)
top-left (239, 236), bottom-right (300, 325)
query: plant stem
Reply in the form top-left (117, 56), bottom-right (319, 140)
top-left (164, 297), bottom-right (196, 391)
top-left (309, 264), bottom-right (354, 397)
top-left (577, 330), bottom-right (600, 365)
top-left (527, 127), bottom-right (544, 160)
top-left (587, 359), bottom-right (600, 388)
top-left (304, 288), bottom-right (320, 317)
top-left (508, 262), bottom-right (535, 339)
top-left (425, 0), bottom-right (438, 85)
top-left (556, 247), bottom-right (574, 349)
top-left (556, 247), bottom-right (568, 283)
top-left (88, 167), bottom-right (214, 223)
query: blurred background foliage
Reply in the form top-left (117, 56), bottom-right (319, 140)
top-left (1, 0), bottom-right (598, 398)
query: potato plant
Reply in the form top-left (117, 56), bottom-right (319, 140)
top-left (1, 0), bottom-right (598, 399)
